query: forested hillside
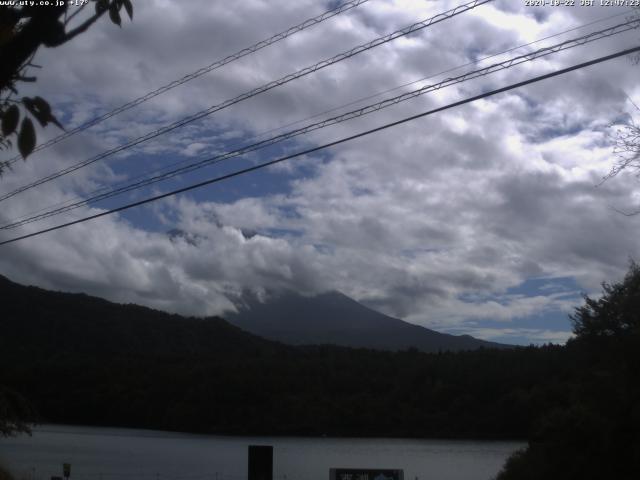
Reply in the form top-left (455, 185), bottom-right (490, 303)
top-left (0, 274), bottom-right (568, 439)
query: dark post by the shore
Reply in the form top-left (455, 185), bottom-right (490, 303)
top-left (248, 445), bottom-right (273, 480)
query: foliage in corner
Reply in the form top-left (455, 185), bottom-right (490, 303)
top-left (497, 261), bottom-right (640, 480)
top-left (570, 260), bottom-right (640, 338)
top-left (0, 0), bottom-right (134, 175)
top-left (0, 462), bottom-right (16, 480)
top-left (0, 386), bottom-right (36, 437)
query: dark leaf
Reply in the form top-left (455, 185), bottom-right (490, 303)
top-left (48, 112), bottom-right (65, 131)
top-left (21, 97), bottom-right (64, 131)
top-left (22, 97), bottom-right (47, 127)
top-left (33, 96), bottom-right (51, 113)
top-left (109, 2), bottom-right (121, 26)
top-left (1, 105), bottom-right (20, 136)
top-left (18, 118), bottom-right (36, 159)
top-left (33, 96), bottom-right (64, 130)
top-left (41, 20), bottom-right (66, 47)
top-left (95, 0), bottom-right (108, 14)
top-left (123, 0), bottom-right (133, 20)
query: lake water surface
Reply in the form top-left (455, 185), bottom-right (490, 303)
top-left (0, 425), bottom-right (523, 480)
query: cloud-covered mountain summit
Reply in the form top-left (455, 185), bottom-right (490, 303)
top-left (226, 289), bottom-right (508, 352)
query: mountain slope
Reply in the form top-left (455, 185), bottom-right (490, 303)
top-left (225, 290), bottom-right (507, 352)
top-left (0, 274), bottom-right (566, 439)
top-left (0, 274), bottom-right (279, 358)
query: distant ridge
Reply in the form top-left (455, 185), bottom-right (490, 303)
top-left (0, 274), bottom-right (560, 440)
top-left (225, 290), bottom-right (509, 352)
top-left (0, 274), bottom-right (279, 357)
top-left (0, 274), bottom-right (507, 353)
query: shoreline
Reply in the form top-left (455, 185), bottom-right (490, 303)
top-left (20, 423), bottom-right (528, 443)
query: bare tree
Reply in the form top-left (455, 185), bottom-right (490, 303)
top-left (603, 7), bottom-right (640, 215)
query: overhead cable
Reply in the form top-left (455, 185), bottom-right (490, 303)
top-left (0, 0), bottom-right (493, 203)
top-left (2, 18), bottom-right (638, 230)
top-left (1, 44), bottom-right (638, 247)
top-left (10, 8), bottom-right (629, 227)
top-left (4, 0), bottom-right (373, 164)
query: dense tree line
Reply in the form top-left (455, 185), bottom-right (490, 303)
top-left (1, 339), bottom-right (569, 439)
top-left (0, 274), bottom-right (569, 440)
top-left (6, 346), bottom-right (573, 439)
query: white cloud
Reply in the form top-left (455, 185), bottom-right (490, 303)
top-left (1, 1), bottom-right (639, 343)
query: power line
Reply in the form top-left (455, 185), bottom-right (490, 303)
top-left (625, 91), bottom-right (640, 112)
top-left (1, 44), bottom-right (638, 248)
top-left (4, 0), bottom-right (372, 164)
top-left (7, 8), bottom-right (629, 228)
top-left (0, 0), bottom-right (493, 203)
top-left (226, 9), bottom-right (633, 143)
top-left (3, 18), bottom-right (637, 231)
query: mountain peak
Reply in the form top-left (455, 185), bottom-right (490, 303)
top-left (225, 289), bottom-right (508, 352)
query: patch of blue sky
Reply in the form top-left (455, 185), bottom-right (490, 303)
top-left (527, 122), bottom-right (587, 144)
top-left (313, 243), bottom-right (334, 255)
top-left (490, 331), bottom-right (569, 347)
top-left (457, 276), bottom-right (581, 304)
top-left (472, 308), bottom-right (573, 334)
top-left (445, 323), bottom-right (573, 346)
top-left (399, 247), bottom-right (445, 260)
top-left (327, 0), bottom-right (345, 10)
top-left (99, 134), bottom-right (325, 232)
top-left (261, 227), bottom-right (305, 240)
top-left (530, 8), bottom-right (550, 24)
top-left (464, 46), bottom-right (486, 64)
top-left (506, 275), bottom-right (583, 297)
top-left (50, 94), bottom-right (106, 126)
top-left (452, 276), bottom-right (584, 341)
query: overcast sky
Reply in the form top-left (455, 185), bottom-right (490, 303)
top-left (2, 0), bottom-right (640, 345)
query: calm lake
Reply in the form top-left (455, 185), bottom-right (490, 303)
top-left (0, 425), bottom-right (523, 480)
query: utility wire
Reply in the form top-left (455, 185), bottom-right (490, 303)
top-left (2, 18), bottom-right (637, 230)
top-left (1, 44), bottom-right (638, 247)
top-left (4, 0), bottom-right (372, 164)
top-left (7, 8), bottom-right (629, 228)
top-left (0, 0), bottom-right (493, 203)
top-left (214, 9), bottom-right (633, 144)
top-left (625, 91), bottom-right (640, 112)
